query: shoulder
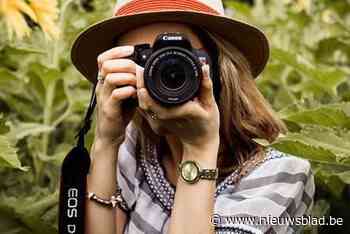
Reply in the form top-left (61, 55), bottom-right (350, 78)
top-left (214, 147), bottom-right (315, 234)
top-left (244, 147), bottom-right (313, 183)
top-left (221, 147), bottom-right (314, 201)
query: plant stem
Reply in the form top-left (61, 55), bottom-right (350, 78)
top-left (37, 81), bottom-right (56, 185)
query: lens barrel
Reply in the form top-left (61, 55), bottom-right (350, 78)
top-left (144, 47), bottom-right (202, 105)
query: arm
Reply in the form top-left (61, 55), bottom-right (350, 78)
top-left (85, 45), bottom-right (138, 234)
top-left (135, 64), bottom-right (220, 233)
top-left (167, 145), bottom-right (219, 234)
top-left (85, 138), bottom-right (127, 234)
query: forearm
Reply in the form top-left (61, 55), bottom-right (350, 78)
top-left (85, 137), bottom-right (121, 234)
top-left (168, 145), bottom-right (218, 234)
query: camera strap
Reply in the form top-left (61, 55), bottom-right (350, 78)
top-left (58, 83), bottom-right (97, 234)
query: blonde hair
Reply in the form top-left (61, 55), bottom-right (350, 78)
top-left (132, 27), bottom-right (287, 179)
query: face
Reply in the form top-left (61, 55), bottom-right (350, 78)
top-left (117, 22), bottom-right (206, 136)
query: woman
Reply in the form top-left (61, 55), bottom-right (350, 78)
top-left (71, 1), bottom-right (315, 233)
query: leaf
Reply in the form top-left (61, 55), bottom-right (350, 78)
top-left (273, 86), bottom-right (297, 110)
top-left (0, 192), bottom-right (58, 234)
top-left (0, 45), bottom-right (45, 70)
top-left (0, 114), bottom-right (10, 134)
top-left (312, 199), bottom-right (331, 218)
top-left (270, 139), bottom-right (338, 163)
top-left (0, 135), bottom-right (27, 171)
top-left (315, 37), bottom-right (350, 64)
top-left (278, 126), bottom-right (350, 161)
top-left (0, 95), bottom-right (42, 122)
top-left (313, 163), bottom-right (348, 198)
top-left (0, 68), bottom-right (23, 96)
top-left (27, 63), bottom-right (61, 90)
top-left (271, 48), bottom-right (347, 96)
top-left (225, 1), bottom-right (252, 17)
top-left (282, 105), bottom-right (350, 129)
top-left (336, 171), bottom-right (350, 184)
top-left (257, 124), bottom-right (350, 164)
top-left (7, 122), bottom-right (54, 141)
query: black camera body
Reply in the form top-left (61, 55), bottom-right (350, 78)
top-left (127, 32), bottom-right (214, 105)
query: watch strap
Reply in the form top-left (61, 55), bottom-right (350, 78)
top-left (200, 168), bottom-right (218, 180)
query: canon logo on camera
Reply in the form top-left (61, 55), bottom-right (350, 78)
top-left (162, 35), bottom-right (182, 40)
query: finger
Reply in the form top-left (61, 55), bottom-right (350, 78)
top-left (110, 86), bottom-right (137, 103)
top-left (138, 88), bottom-right (201, 120)
top-left (135, 64), bottom-right (145, 89)
top-left (97, 46), bottom-right (134, 70)
top-left (103, 73), bottom-right (136, 95)
top-left (138, 88), bottom-right (165, 114)
top-left (198, 64), bottom-right (215, 107)
top-left (95, 78), bottom-right (103, 106)
top-left (100, 59), bottom-right (136, 77)
top-left (95, 71), bottom-right (103, 97)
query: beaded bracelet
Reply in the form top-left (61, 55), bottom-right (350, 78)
top-left (86, 187), bottom-right (129, 212)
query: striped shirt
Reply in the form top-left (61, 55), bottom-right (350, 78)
top-left (117, 123), bottom-right (315, 234)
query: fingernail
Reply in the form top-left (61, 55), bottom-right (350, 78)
top-left (123, 46), bottom-right (134, 54)
top-left (137, 88), bottom-right (144, 99)
top-left (140, 88), bottom-right (147, 97)
top-left (203, 64), bottom-right (210, 78)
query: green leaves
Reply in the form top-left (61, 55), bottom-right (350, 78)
top-left (0, 1), bottom-right (115, 233)
top-left (228, 1), bottom-right (350, 229)
top-left (271, 48), bottom-right (347, 96)
top-left (0, 191), bottom-right (58, 234)
top-left (0, 115), bottom-right (26, 171)
top-left (281, 102), bottom-right (350, 129)
top-left (7, 122), bottom-right (54, 141)
top-left (0, 135), bottom-right (27, 171)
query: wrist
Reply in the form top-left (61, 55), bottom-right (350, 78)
top-left (94, 134), bottom-right (125, 149)
top-left (92, 136), bottom-right (124, 162)
top-left (182, 141), bottom-right (219, 168)
top-left (182, 135), bottom-right (219, 155)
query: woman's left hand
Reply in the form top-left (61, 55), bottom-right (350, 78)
top-left (136, 64), bottom-right (220, 156)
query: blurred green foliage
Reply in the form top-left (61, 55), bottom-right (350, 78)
top-left (0, 0), bottom-right (349, 233)
top-left (227, 0), bottom-right (350, 233)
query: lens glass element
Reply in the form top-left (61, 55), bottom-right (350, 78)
top-left (144, 47), bottom-right (202, 105)
top-left (160, 58), bottom-right (186, 90)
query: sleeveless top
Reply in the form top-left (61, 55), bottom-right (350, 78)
top-left (116, 123), bottom-right (315, 234)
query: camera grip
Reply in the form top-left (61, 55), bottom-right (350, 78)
top-left (121, 96), bottom-right (138, 110)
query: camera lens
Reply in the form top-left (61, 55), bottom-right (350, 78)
top-left (160, 58), bottom-right (186, 90)
top-left (144, 47), bottom-right (202, 105)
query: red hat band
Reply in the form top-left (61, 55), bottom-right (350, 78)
top-left (115, 0), bottom-right (221, 17)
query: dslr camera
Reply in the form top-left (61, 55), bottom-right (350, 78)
top-left (127, 32), bottom-right (214, 105)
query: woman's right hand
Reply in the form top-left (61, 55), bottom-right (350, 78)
top-left (94, 45), bottom-right (140, 144)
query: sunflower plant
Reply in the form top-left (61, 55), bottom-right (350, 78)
top-left (0, 0), bottom-right (349, 233)
top-left (0, 0), bottom-right (60, 40)
top-left (0, 0), bottom-right (114, 233)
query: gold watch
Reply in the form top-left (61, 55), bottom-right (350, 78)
top-left (177, 160), bottom-right (218, 184)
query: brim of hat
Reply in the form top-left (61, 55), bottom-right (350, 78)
top-left (71, 10), bottom-right (269, 83)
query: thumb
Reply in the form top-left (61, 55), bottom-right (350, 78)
top-left (198, 64), bottom-right (214, 107)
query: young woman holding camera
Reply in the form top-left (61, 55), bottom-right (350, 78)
top-left (70, 0), bottom-right (315, 233)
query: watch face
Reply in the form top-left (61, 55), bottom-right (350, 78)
top-left (180, 161), bottom-right (200, 183)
